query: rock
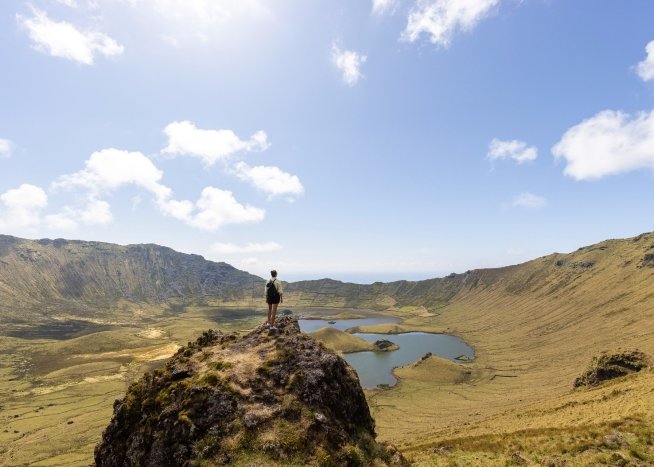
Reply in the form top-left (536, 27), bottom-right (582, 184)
top-left (431, 446), bottom-right (452, 454)
top-left (609, 452), bottom-right (629, 466)
top-left (95, 317), bottom-right (406, 466)
top-left (639, 253), bottom-right (654, 268)
top-left (373, 339), bottom-right (399, 352)
top-left (511, 450), bottom-right (530, 465)
top-left (603, 432), bottom-right (629, 448)
top-left (574, 350), bottom-right (650, 388)
top-left (169, 366), bottom-right (193, 381)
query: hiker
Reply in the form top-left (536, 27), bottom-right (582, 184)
top-left (265, 270), bottom-right (283, 330)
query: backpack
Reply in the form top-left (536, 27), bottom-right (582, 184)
top-left (266, 279), bottom-right (280, 302)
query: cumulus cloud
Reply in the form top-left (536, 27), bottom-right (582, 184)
top-left (402, 0), bottom-right (499, 47)
top-left (0, 138), bottom-right (14, 159)
top-left (552, 109), bottom-right (654, 180)
top-left (187, 187), bottom-right (264, 230)
top-left (54, 148), bottom-right (170, 198)
top-left (372, 0), bottom-right (399, 15)
top-left (211, 241), bottom-right (281, 254)
top-left (331, 44), bottom-right (367, 86)
top-left (79, 199), bottom-right (113, 225)
top-left (17, 7), bottom-right (124, 65)
top-left (55, 148), bottom-right (265, 230)
top-left (506, 192), bottom-right (548, 210)
top-left (636, 40), bottom-right (654, 82)
top-left (44, 199), bottom-right (113, 231)
top-left (162, 121), bottom-right (269, 166)
top-left (0, 184), bottom-right (48, 229)
top-left (487, 138), bottom-right (537, 164)
top-left (232, 162), bottom-right (304, 198)
top-left (44, 213), bottom-right (78, 230)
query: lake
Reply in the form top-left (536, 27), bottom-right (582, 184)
top-left (298, 318), bottom-right (474, 388)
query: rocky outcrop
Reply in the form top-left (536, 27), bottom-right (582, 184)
top-left (94, 317), bottom-right (406, 466)
top-left (574, 350), bottom-right (650, 388)
top-left (373, 339), bottom-right (399, 352)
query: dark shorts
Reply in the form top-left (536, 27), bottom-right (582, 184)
top-left (267, 297), bottom-right (281, 305)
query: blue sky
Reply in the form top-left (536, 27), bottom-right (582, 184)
top-left (2, 0), bottom-right (654, 283)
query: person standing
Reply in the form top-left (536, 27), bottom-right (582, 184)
top-left (265, 270), bottom-right (283, 330)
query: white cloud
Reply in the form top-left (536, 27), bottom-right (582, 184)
top-left (55, 148), bottom-right (264, 230)
top-left (187, 187), bottom-right (265, 230)
top-left (402, 0), bottom-right (499, 47)
top-left (331, 44), bottom-right (367, 86)
top-left (79, 199), bottom-right (113, 225)
top-left (487, 138), bottom-right (537, 164)
top-left (0, 138), bottom-right (14, 159)
top-left (17, 7), bottom-right (124, 65)
top-left (45, 212), bottom-right (79, 230)
top-left (636, 40), bottom-right (654, 82)
top-left (0, 184), bottom-right (48, 229)
top-left (552, 109), bottom-right (654, 180)
top-left (232, 162), bottom-right (304, 198)
top-left (506, 192), bottom-right (548, 210)
top-left (54, 148), bottom-right (170, 198)
top-left (162, 121), bottom-right (270, 166)
top-left (372, 0), bottom-right (399, 15)
top-left (44, 199), bottom-right (113, 231)
top-left (211, 241), bottom-right (281, 255)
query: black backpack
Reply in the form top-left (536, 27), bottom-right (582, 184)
top-left (266, 279), bottom-right (280, 302)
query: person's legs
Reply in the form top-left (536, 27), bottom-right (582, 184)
top-left (267, 303), bottom-right (273, 325)
top-left (271, 303), bottom-right (278, 327)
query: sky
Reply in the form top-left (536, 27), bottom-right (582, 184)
top-left (2, 0), bottom-right (654, 283)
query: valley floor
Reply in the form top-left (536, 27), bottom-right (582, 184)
top-left (0, 307), bottom-right (263, 466)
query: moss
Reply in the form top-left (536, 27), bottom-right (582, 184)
top-left (155, 388), bottom-right (172, 406)
top-left (313, 447), bottom-right (335, 466)
top-left (202, 373), bottom-right (220, 387)
top-left (337, 445), bottom-right (364, 467)
top-left (194, 434), bottom-right (221, 460)
top-left (209, 361), bottom-right (233, 371)
top-left (178, 410), bottom-right (193, 427)
top-left (257, 361), bottom-right (274, 376)
top-left (273, 419), bottom-right (305, 452)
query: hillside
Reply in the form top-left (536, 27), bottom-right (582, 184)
top-left (0, 235), bottom-right (262, 324)
top-left (365, 232), bottom-right (654, 464)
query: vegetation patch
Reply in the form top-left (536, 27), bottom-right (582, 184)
top-left (574, 350), bottom-right (650, 388)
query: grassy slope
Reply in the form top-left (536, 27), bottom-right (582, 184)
top-left (367, 233), bottom-right (654, 465)
top-left (308, 327), bottom-right (375, 353)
